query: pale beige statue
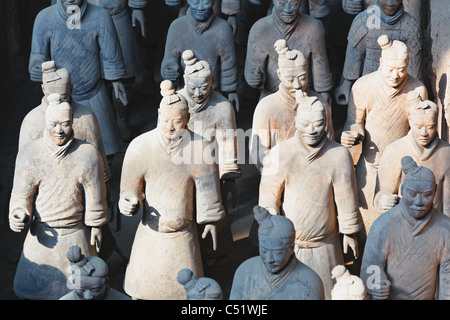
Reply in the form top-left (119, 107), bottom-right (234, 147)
top-left (177, 268), bottom-right (223, 300)
top-left (118, 80), bottom-right (225, 300)
top-left (249, 39), bottom-right (334, 172)
top-left (360, 156), bottom-right (450, 300)
top-left (178, 50), bottom-right (241, 266)
top-left (374, 96), bottom-right (450, 218)
top-left (9, 94), bottom-right (108, 300)
top-left (330, 265), bottom-right (367, 300)
top-left (341, 35), bottom-right (427, 234)
top-left (258, 92), bottom-right (363, 299)
top-left (18, 61), bottom-right (110, 183)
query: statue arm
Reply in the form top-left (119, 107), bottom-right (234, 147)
top-left (29, 12), bottom-right (51, 82)
top-left (161, 23), bottom-right (182, 82)
top-left (438, 242), bottom-right (450, 299)
top-left (310, 22), bottom-right (333, 94)
top-left (258, 149), bottom-right (285, 215)
top-left (244, 27), bottom-right (266, 89)
top-left (443, 171), bottom-right (450, 218)
top-left (216, 106), bottom-right (241, 180)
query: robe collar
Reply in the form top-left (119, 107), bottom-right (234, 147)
top-left (186, 8), bottom-right (216, 35)
top-left (43, 128), bottom-right (75, 164)
top-left (57, 0), bottom-right (88, 22)
top-left (271, 9), bottom-right (299, 40)
top-left (374, 1), bottom-right (405, 25)
top-left (260, 255), bottom-right (298, 293)
top-left (399, 202), bottom-right (434, 237)
top-left (295, 131), bottom-right (327, 163)
top-left (406, 131), bottom-right (440, 162)
top-left (277, 84), bottom-right (297, 110)
top-left (157, 128), bottom-right (190, 157)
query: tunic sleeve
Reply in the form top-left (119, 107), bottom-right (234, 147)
top-left (438, 236), bottom-right (450, 299)
top-left (343, 80), bottom-right (367, 139)
top-left (218, 25), bottom-right (238, 93)
top-left (128, 0), bottom-right (148, 8)
top-left (258, 146), bottom-right (285, 214)
top-left (9, 149), bottom-right (38, 223)
top-left (342, 12), bottom-right (368, 81)
top-left (160, 21), bottom-right (182, 82)
top-left (249, 105), bottom-right (270, 173)
top-left (29, 11), bottom-right (51, 82)
top-left (81, 148), bottom-right (108, 227)
top-left (194, 161), bottom-right (225, 224)
top-left (443, 169), bottom-right (450, 218)
top-left (221, 0), bottom-right (241, 16)
top-left (244, 24), bottom-right (266, 90)
top-left (97, 10), bottom-right (127, 81)
top-left (309, 20), bottom-right (333, 93)
top-left (332, 147), bottom-right (363, 234)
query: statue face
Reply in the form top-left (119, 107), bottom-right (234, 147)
top-left (187, 0), bottom-right (214, 21)
top-left (259, 236), bottom-right (293, 274)
top-left (46, 109), bottom-right (73, 146)
top-left (277, 67), bottom-right (308, 99)
top-left (62, 0), bottom-right (83, 9)
top-left (379, 0), bottom-right (403, 16)
top-left (273, 0), bottom-right (301, 24)
top-left (401, 181), bottom-right (435, 219)
top-left (74, 282), bottom-right (107, 300)
top-left (409, 113), bottom-right (437, 147)
top-left (184, 76), bottom-right (213, 105)
top-left (379, 57), bottom-right (408, 88)
top-left (295, 110), bottom-right (325, 146)
top-left (158, 106), bottom-right (189, 140)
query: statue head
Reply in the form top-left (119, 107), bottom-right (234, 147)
top-left (254, 206), bottom-right (295, 274)
top-left (177, 268), bottom-right (223, 300)
top-left (182, 50), bottom-right (213, 105)
top-left (41, 61), bottom-right (72, 103)
top-left (158, 80), bottom-right (190, 140)
top-left (378, 0), bottom-right (403, 16)
top-left (274, 39), bottom-right (308, 98)
top-left (273, 0), bottom-right (301, 24)
top-left (66, 245), bottom-right (108, 300)
top-left (378, 35), bottom-right (409, 88)
top-left (294, 91), bottom-right (326, 146)
top-left (61, 0), bottom-right (84, 10)
top-left (400, 156), bottom-right (436, 220)
top-left (45, 93), bottom-right (73, 146)
top-left (187, 0), bottom-right (215, 21)
top-left (331, 265), bottom-right (367, 300)
top-left (407, 93), bottom-right (439, 147)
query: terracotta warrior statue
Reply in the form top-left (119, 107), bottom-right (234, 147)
top-left (341, 35), bottom-right (427, 234)
top-left (244, 0), bottom-right (333, 102)
top-left (249, 39), bottom-right (334, 172)
top-left (30, 0), bottom-right (127, 157)
top-left (360, 156), bottom-right (450, 300)
top-left (177, 268), bottom-right (223, 300)
top-left (161, 0), bottom-right (239, 111)
top-left (118, 80), bottom-right (225, 300)
top-left (9, 94), bottom-right (108, 300)
top-left (229, 206), bottom-right (325, 300)
top-left (258, 91), bottom-right (363, 299)
top-left (178, 50), bottom-right (241, 266)
top-left (18, 61), bottom-right (110, 184)
top-left (335, 0), bottom-right (423, 105)
top-left (60, 245), bottom-right (130, 300)
top-left (330, 265), bottom-right (367, 300)
top-left (374, 96), bottom-right (449, 218)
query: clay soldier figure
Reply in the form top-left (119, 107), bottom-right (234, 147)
top-left (258, 92), bottom-right (362, 299)
top-left (18, 61), bottom-right (110, 183)
top-left (330, 265), bottom-right (367, 300)
top-left (335, 0), bottom-right (423, 105)
top-left (244, 0), bottom-right (333, 102)
top-left (177, 268), bottom-right (223, 300)
top-left (29, 0), bottom-right (128, 158)
top-left (9, 94), bottom-right (108, 300)
top-left (341, 35), bottom-right (427, 234)
top-left (249, 39), bottom-right (334, 172)
top-left (360, 156), bottom-right (450, 300)
top-left (178, 50), bottom-right (240, 266)
top-left (118, 80), bottom-right (225, 300)
top-left (161, 0), bottom-right (239, 111)
top-left (60, 245), bottom-right (130, 300)
top-left (229, 206), bottom-right (325, 300)
top-left (374, 97), bottom-right (450, 218)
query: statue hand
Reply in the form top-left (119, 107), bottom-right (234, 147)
top-left (341, 130), bottom-right (360, 147)
top-left (162, 65), bottom-right (180, 82)
top-left (334, 78), bottom-right (353, 105)
top-left (132, 8), bottom-right (147, 38)
top-left (343, 234), bottom-right (359, 259)
top-left (246, 67), bottom-right (264, 89)
top-left (90, 227), bottom-right (102, 253)
top-left (118, 195), bottom-right (139, 216)
top-left (112, 81), bottom-right (128, 106)
top-left (9, 211), bottom-right (29, 233)
top-left (371, 279), bottom-right (391, 300)
top-left (381, 194), bottom-right (399, 211)
top-left (228, 92), bottom-right (240, 112)
top-left (202, 223), bottom-right (217, 251)
top-left (320, 91), bottom-right (332, 108)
